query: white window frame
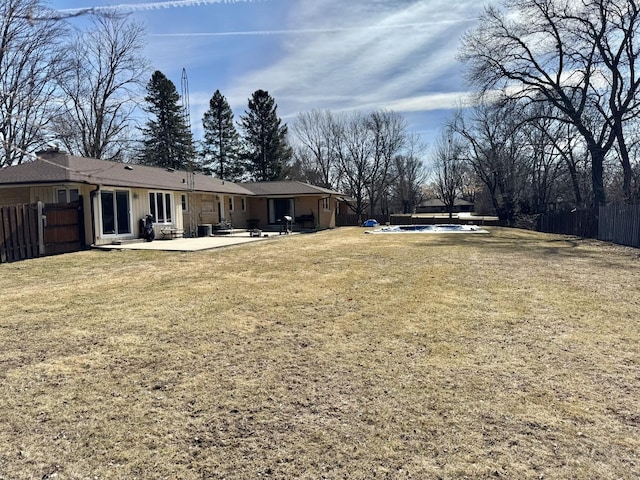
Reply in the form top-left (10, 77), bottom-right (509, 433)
top-left (241, 197), bottom-right (247, 212)
top-left (55, 187), bottom-right (79, 203)
top-left (149, 191), bottom-right (173, 224)
top-left (322, 197), bottom-right (330, 211)
top-left (100, 189), bottom-right (132, 237)
top-left (228, 196), bottom-right (234, 212)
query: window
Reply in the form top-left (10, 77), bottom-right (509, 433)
top-left (181, 194), bottom-right (187, 212)
top-left (56, 188), bottom-right (79, 203)
top-left (241, 197), bottom-right (246, 211)
top-left (228, 196), bottom-right (234, 212)
top-left (322, 197), bottom-right (330, 211)
top-left (149, 192), bottom-right (173, 223)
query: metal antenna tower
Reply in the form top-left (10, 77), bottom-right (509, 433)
top-left (181, 68), bottom-right (196, 237)
top-left (181, 67), bottom-right (192, 133)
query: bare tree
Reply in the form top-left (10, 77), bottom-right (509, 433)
top-left (292, 110), bottom-right (338, 188)
top-left (334, 112), bottom-right (373, 217)
top-left (52, 12), bottom-right (148, 161)
top-left (431, 128), bottom-right (469, 218)
top-left (365, 110), bottom-right (407, 215)
top-left (459, 0), bottom-right (640, 206)
top-left (0, 0), bottom-right (68, 167)
top-left (452, 100), bottom-right (530, 224)
top-left (390, 132), bottom-right (428, 214)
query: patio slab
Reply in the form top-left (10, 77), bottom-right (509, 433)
top-left (94, 231), bottom-right (290, 252)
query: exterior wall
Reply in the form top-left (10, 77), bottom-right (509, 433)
top-left (246, 197), bottom-right (269, 229)
top-left (226, 195), bottom-right (250, 229)
top-left (189, 193), bottom-right (251, 232)
top-left (190, 193), bottom-right (219, 232)
top-left (245, 195), bottom-right (337, 230)
top-left (294, 196), bottom-right (338, 229)
top-left (294, 197), bottom-right (317, 223)
top-left (0, 187), bottom-right (30, 205)
top-left (92, 187), bottom-right (183, 246)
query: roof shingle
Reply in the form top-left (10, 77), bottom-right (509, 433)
top-left (0, 152), bottom-right (254, 195)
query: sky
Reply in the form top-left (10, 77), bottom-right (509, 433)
top-left (49, 0), bottom-right (486, 146)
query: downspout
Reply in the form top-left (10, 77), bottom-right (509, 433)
top-left (89, 184), bottom-right (101, 246)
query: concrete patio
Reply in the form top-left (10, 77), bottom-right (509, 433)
top-left (94, 231), bottom-right (293, 252)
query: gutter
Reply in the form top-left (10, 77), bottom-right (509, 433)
top-left (89, 184), bottom-right (101, 246)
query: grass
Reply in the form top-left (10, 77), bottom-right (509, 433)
top-left (0, 227), bottom-right (638, 479)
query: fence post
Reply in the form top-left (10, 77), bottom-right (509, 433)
top-left (38, 201), bottom-right (46, 256)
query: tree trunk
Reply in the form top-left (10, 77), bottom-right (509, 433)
top-left (590, 147), bottom-right (606, 207)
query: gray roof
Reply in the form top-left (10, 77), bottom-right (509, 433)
top-left (0, 152), bottom-right (254, 196)
top-left (241, 181), bottom-right (343, 196)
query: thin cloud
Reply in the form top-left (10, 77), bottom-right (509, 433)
top-left (149, 20), bottom-right (477, 37)
top-left (58, 0), bottom-right (260, 14)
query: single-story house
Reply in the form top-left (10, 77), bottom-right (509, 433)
top-left (415, 198), bottom-right (475, 214)
top-left (0, 150), bottom-right (344, 247)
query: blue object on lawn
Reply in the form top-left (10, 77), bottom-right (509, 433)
top-left (363, 219), bottom-right (379, 227)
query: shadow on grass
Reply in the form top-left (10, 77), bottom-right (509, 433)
top-left (413, 228), bottom-right (611, 261)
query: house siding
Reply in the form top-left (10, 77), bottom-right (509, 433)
top-left (92, 187), bottom-right (184, 245)
top-left (0, 187), bottom-right (30, 205)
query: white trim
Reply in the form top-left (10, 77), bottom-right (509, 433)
top-left (149, 191), bottom-right (174, 225)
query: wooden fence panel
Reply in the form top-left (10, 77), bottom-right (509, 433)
top-left (0, 203), bottom-right (41, 263)
top-left (538, 205), bottom-right (640, 248)
top-left (43, 201), bottom-right (84, 256)
top-left (598, 204), bottom-right (640, 248)
top-left (537, 208), bottom-right (598, 238)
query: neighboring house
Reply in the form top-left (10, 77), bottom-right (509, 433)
top-left (415, 198), bottom-right (475, 214)
top-left (0, 150), bottom-right (343, 247)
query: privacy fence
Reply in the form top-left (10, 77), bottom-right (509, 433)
top-left (538, 204), bottom-right (640, 248)
top-left (0, 201), bottom-right (84, 263)
top-left (0, 203), bottom-right (42, 263)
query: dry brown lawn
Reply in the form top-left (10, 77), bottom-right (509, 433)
top-left (0, 227), bottom-right (638, 479)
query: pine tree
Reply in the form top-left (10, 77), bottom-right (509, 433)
top-left (138, 70), bottom-right (195, 170)
top-left (239, 89), bottom-right (292, 181)
top-left (201, 90), bottom-right (244, 180)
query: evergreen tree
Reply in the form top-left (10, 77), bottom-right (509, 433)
top-left (201, 90), bottom-right (244, 180)
top-left (138, 70), bottom-right (194, 169)
top-left (239, 89), bottom-right (292, 181)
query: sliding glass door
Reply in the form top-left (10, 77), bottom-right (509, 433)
top-left (101, 190), bottom-right (131, 235)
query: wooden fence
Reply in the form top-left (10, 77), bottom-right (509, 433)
top-left (598, 204), bottom-right (640, 248)
top-left (0, 203), bottom-right (42, 263)
top-left (537, 204), bottom-right (640, 248)
top-left (43, 201), bottom-right (84, 255)
top-left (537, 208), bottom-right (599, 238)
top-left (1, 201), bottom-right (84, 263)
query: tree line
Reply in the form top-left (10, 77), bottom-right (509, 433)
top-left (0, 0), bottom-right (428, 216)
top-left (137, 71), bottom-right (294, 183)
top-left (431, 0), bottom-right (640, 224)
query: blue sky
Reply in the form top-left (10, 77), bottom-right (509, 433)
top-left (50, 0), bottom-right (485, 145)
